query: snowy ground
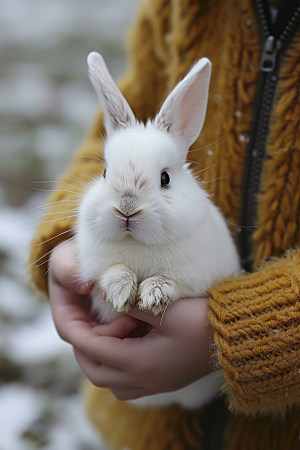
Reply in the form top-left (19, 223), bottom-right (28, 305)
top-left (0, 1), bottom-right (141, 448)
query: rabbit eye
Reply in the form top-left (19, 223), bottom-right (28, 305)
top-left (103, 169), bottom-right (107, 179)
top-left (161, 171), bottom-right (170, 188)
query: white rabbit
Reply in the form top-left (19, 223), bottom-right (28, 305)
top-left (76, 52), bottom-right (240, 408)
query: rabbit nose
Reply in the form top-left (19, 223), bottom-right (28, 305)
top-left (119, 195), bottom-right (138, 216)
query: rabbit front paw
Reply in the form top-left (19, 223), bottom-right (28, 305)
top-left (137, 276), bottom-right (175, 315)
top-left (100, 265), bottom-right (138, 313)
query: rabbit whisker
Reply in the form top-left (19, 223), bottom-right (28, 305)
top-left (32, 180), bottom-right (86, 192)
top-left (199, 176), bottom-right (226, 186)
top-left (82, 149), bottom-right (105, 161)
top-left (24, 210), bottom-right (78, 222)
top-left (168, 158), bottom-right (198, 166)
top-left (35, 214), bottom-right (78, 226)
top-left (225, 220), bottom-right (257, 229)
top-left (27, 235), bottom-right (76, 270)
top-left (160, 303), bottom-right (169, 325)
top-left (188, 136), bottom-right (224, 153)
top-left (78, 155), bottom-right (105, 164)
top-left (68, 174), bottom-right (94, 187)
top-left (191, 163), bottom-right (216, 175)
top-left (27, 200), bottom-right (78, 212)
top-left (36, 228), bottom-right (75, 247)
top-left (96, 124), bottom-right (106, 141)
top-left (32, 188), bottom-right (83, 196)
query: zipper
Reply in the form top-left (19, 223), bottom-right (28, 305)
top-left (240, 0), bottom-right (300, 271)
top-left (260, 35), bottom-right (282, 71)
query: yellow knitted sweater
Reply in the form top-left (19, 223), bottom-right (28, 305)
top-left (29, 0), bottom-right (300, 448)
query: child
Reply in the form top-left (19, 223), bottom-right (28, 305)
top-left (29, 0), bottom-right (300, 448)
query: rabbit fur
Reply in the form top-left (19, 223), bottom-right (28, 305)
top-left (75, 52), bottom-right (240, 408)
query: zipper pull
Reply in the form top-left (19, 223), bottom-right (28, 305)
top-left (260, 35), bottom-right (282, 72)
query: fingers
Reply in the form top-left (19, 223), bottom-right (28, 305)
top-left (74, 348), bottom-right (131, 388)
top-left (49, 272), bottom-right (92, 342)
top-left (92, 315), bottom-right (139, 338)
top-left (74, 349), bottom-right (150, 400)
top-left (110, 386), bottom-right (150, 401)
top-left (49, 269), bottom-right (138, 344)
top-left (65, 303), bottom-right (184, 370)
top-left (69, 328), bottom-right (140, 370)
top-left (49, 279), bottom-right (138, 368)
top-left (127, 297), bottom-right (210, 335)
top-left (48, 241), bottom-right (96, 343)
top-left (50, 240), bottom-right (93, 294)
top-left (125, 305), bottom-right (166, 329)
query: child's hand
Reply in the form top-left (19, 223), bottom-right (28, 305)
top-left (48, 240), bottom-right (139, 341)
top-left (76, 298), bottom-right (213, 401)
top-left (48, 240), bottom-right (213, 401)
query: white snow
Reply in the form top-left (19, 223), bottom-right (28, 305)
top-left (0, 384), bottom-right (107, 450)
top-left (0, 384), bottom-right (45, 450)
top-left (7, 306), bottom-right (73, 365)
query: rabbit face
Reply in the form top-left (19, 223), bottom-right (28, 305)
top-left (78, 125), bottom-right (210, 248)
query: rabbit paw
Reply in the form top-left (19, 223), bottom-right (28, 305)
top-left (137, 277), bottom-right (175, 315)
top-left (100, 265), bottom-right (138, 313)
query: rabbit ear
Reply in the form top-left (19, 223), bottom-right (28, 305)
top-left (87, 52), bottom-right (136, 136)
top-left (154, 58), bottom-right (211, 148)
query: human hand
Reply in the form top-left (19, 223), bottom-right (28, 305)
top-left (48, 240), bottom-right (213, 401)
top-left (48, 238), bottom-right (140, 343)
top-left (72, 299), bottom-right (213, 401)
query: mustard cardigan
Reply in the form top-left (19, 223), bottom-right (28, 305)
top-left (29, 0), bottom-right (300, 448)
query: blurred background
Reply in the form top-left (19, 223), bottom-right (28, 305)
top-left (0, 0), bottom-right (142, 448)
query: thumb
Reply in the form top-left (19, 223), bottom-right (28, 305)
top-left (50, 240), bottom-right (93, 294)
top-left (125, 305), bottom-right (165, 329)
top-left (94, 314), bottom-right (139, 338)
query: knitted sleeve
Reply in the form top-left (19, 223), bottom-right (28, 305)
top-left (28, 0), bottom-right (170, 296)
top-left (208, 250), bottom-right (300, 416)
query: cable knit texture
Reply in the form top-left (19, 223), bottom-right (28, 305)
top-left (209, 251), bottom-right (300, 416)
top-left (28, 0), bottom-right (300, 448)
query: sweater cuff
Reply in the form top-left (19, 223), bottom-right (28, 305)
top-left (208, 251), bottom-right (300, 416)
